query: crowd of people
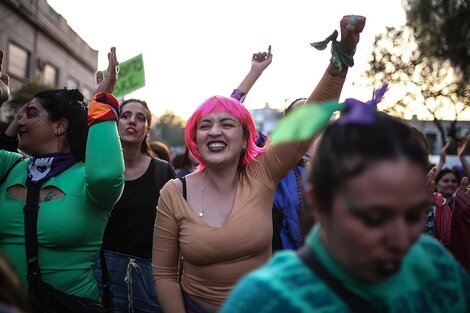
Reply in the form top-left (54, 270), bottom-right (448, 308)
top-left (1, 14), bottom-right (470, 313)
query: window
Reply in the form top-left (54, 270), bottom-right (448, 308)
top-left (43, 63), bottom-right (58, 86)
top-left (8, 43), bottom-right (30, 79)
top-left (66, 77), bottom-right (80, 89)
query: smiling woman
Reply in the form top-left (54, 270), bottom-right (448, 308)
top-left (152, 15), bottom-right (366, 313)
top-left (0, 47), bottom-right (125, 312)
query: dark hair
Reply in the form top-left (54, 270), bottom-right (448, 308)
top-left (409, 126), bottom-right (429, 155)
top-left (173, 147), bottom-right (192, 170)
top-left (150, 141), bottom-right (172, 163)
top-left (120, 99), bottom-right (153, 156)
top-left (0, 251), bottom-right (32, 312)
top-left (310, 112), bottom-right (429, 211)
top-left (35, 88), bottom-right (87, 161)
top-left (435, 168), bottom-right (458, 184)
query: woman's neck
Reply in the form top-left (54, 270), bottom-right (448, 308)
top-left (202, 166), bottom-right (239, 192)
top-left (122, 142), bottom-right (147, 167)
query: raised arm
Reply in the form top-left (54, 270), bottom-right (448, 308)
top-left (0, 50), bottom-right (10, 108)
top-left (0, 50), bottom-right (21, 152)
top-left (268, 15), bottom-right (367, 182)
top-left (231, 46), bottom-right (273, 102)
top-left (85, 47), bottom-right (125, 209)
top-left (436, 142), bottom-right (450, 175)
top-left (458, 136), bottom-right (470, 178)
top-left (306, 15), bottom-right (366, 104)
top-left (0, 104), bottom-right (26, 152)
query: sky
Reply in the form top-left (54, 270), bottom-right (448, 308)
top-left (46, 0), bottom-right (409, 121)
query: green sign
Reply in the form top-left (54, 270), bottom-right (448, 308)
top-left (104, 53), bottom-right (145, 97)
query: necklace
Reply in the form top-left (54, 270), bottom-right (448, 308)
top-left (198, 172), bottom-right (238, 218)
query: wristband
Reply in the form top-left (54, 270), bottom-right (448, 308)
top-left (310, 30), bottom-right (355, 71)
top-left (87, 93), bottom-right (120, 127)
top-left (231, 89), bottom-right (247, 103)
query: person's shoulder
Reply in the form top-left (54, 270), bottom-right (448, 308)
top-left (222, 251), bottom-right (327, 313)
top-left (233, 251), bottom-right (299, 287)
top-left (411, 234), bottom-right (453, 259)
top-left (411, 235), bottom-right (470, 301)
top-left (160, 177), bottom-right (178, 193)
top-left (151, 157), bottom-right (172, 171)
top-left (221, 254), bottom-right (291, 313)
top-left (152, 157), bottom-right (176, 179)
top-left (407, 235), bottom-right (470, 283)
top-left (0, 149), bottom-right (23, 161)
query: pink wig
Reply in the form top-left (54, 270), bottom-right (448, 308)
top-left (185, 95), bottom-right (265, 171)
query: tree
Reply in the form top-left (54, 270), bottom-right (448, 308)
top-left (0, 81), bottom-right (51, 129)
top-left (403, 0), bottom-right (470, 83)
top-left (9, 81), bottom-right (52, 112)
top-left (152, 110), bottom-right (186, 148)
top-left (366, 26), bottom-right (469, 147)
top-left (365, 0), bottom-right (470, 150)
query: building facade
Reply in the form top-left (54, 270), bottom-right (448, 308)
top-left (250, 103), bottom-right (283, 136)
top-left (404, 115), bottom-right (470, 155)
top-left (0, 0), bottom-right (97, 121)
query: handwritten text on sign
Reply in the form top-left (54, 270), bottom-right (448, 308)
top-left (103, 54), bottom-right (145, 97)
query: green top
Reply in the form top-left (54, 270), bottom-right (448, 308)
top-left (0, 121), bottom-right (124, 301)
top-left (221, 225), bottom-right (470, 313)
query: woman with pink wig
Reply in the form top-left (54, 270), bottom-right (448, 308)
top-left (152, 15), bottom-right (366, 313)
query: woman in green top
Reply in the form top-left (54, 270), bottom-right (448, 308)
top-left (0, 48), bottom-right (124, 303)
top-left (221, 92), bottom-right (470, 312)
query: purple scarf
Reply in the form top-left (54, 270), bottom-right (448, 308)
top-left (27, 152), bottom-right (77, 185)
top-left (338, 83), bottom-right (389, 125)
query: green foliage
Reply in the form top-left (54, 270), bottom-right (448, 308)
top-left (151, 110), bottom-right (186, 147)
top-left (9, 81), bottom-right (52, 111)
top-left (1, 81), bottom-right (51, 125)
top-left (403, 0), bottom-right (470, 82)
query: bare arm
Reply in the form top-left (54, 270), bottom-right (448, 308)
top-left (306, 15), bottom-right (366, 104)
top-left (458, 137), bottom-right (470, 178)
top-left (232, 46), bottom-right (273, 102)
top-left (0, 106), bottom-right (24, 152)
top-left (266, 15), bottom-right (367, 182)
top-left (0, 50), bottom-right (11, 107)
top-left (436, 142), bottom-right (449, 175)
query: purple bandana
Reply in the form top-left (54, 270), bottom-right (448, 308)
top-left (338, 83), bottom-right (388, 125)
top-left (27, 152), bottom-right (77, 185)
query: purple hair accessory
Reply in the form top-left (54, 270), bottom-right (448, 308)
top-left (338, 83), bottom-right (388, 125)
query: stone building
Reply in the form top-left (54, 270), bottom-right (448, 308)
top-left (0, 0), bottom-right (97, 121)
